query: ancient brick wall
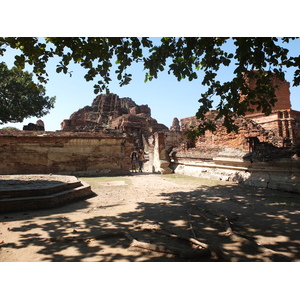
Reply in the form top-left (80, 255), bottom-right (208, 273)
top-left (163, 130), bottom-right (188, 151)
top-left (60, 93), bottom-right (168, 152)
top-left (0, 131), bottom-right (131, 176)
top-left (180, 114), bottom-right (276, 152)
top-left (246, 109), bottom-right (300, 145)
top-left (61, 94), bottom-right (138, 131)
top-left (240, 75), bottom-right (300, 144)
top-left (244, 75), bottom-right (291, 115)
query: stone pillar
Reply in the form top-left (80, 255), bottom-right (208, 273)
top-left (288, 119), bottom-right (294, 143)
top-left (153, 132), bottom-right (173, 174)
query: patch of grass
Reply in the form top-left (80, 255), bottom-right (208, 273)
top-left (269, 196), bottom-right (300, 207)
top-left (161, 174), bottom-right (232, 187)
top-left (79, 176), bottom-right (131, 189)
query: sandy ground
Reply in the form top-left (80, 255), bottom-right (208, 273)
top-left (1, 172), bottom-right (300, 262)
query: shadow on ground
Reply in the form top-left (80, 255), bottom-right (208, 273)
top-left (1, 177), bottom-right (300, 262)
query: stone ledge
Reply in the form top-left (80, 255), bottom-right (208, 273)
top-left (0, 175), bottom-right (93, 213)
top-left (0, 175), bottom-right (82, 199)
top-left (171, 157), bottom-right (300, 194)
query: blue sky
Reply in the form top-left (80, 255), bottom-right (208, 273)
top-left (1, 37), bottom-right (300, 131)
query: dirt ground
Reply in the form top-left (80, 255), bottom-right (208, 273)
top-left (1, 172), bottom-right (300, 262)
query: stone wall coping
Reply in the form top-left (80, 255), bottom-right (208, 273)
top-left (0, 130), bottom-right (128, 139)
top-left (174, 156), bottom-right (300, 172)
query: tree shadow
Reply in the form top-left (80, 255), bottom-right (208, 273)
top-left (157, 184), bottom-right (300, 261)
top-left (1, 181), bottom-right (300, 262)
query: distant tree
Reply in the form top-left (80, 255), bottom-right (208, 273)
top-left (1, 37), bottom-right (299, 132)
top-left (1, 126), bottom-right (20, 131)
top-left (0, 62), bottom-right (55, 124)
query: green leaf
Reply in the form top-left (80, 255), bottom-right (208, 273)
top-left (0, 62), bottom-right (55, 124)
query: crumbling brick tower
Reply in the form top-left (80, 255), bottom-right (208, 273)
top-left (243, 74), bottom-right (300, 145)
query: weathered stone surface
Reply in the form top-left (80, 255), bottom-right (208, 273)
top-left (61, 93), bottom-right (168, 150)
top-left (170, 117), bottom-right (180, 131)
top-left (0, 175), bottom-right (93, 213)
top-left (242, 74), bottom-right (292, 114)
top-left (171, 147), bottom-right (300, 193)
top-left (239, 74), bottom-right (300, 144)
top-left (246, 110), bottom-right (300, 145)
top-left (2, 75), bottom-right (300, 194)
top-left (180, 112), bottom-right (277, 151)
top-left (129, 104), bottom-right (151, 116)
top-left (0, 132), bottom-right (132, 176)
top-left (61, 93), bottom-right (166, 131)
top-left (179, 75), bottom-right (300, 150)
top-left (168, 75), bottom-right (300, 193)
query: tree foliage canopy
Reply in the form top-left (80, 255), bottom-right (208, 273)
top-left (1, 37), bottom-right (299, 132)
top-left (0, 62), bottom-right (56, 124)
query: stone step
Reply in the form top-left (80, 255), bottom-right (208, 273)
top-left (0, 181), bottom-right (82, 199)
top-left (0, 179), bottom-right (93, 213)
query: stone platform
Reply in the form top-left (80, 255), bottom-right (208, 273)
top-left (0, 174), bottom-right (93, 213)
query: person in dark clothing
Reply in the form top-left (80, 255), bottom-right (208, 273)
top-left (138, 149), bottom-right (145, 172)
top-left (130, 150), bottom-right (138, 173)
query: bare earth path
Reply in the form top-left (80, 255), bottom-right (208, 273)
top-left (1, 173), bottom-right (300, 262)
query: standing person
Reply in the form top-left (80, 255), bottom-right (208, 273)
top-left (138, 148), bottom-right (145, 173)
top-left (130, 149), bottom-right (138, 173)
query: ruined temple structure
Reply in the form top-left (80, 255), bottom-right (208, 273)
top-left (23, 120), bottom-right (45, 131)
top-left (1, 78), bottom-right (300, 192)
top-left (170, 117), bottom-right (181, 131)
top-left (56, 80), bottom-right (300, 178)
top-left (167, 75), bottom-right (300, 193)
top-left (180, 75), bottom-right (300, 151)
top-left (243, 74), bottom-right (300, 146)
top-left (61, 93), bottom-right (168, 148)
top-left (180, 111), bottom-right (278, 152)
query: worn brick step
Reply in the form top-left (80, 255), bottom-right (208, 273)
top-left (0, 181), bottom-right (93, 213)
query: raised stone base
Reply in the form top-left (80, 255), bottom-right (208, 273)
top-left (171, 149), bottom-right (300, 194)
top-left (0, 175), bottom-right (93, 213)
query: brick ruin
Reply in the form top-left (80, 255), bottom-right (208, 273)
top-left (0, 93), bottom-right (171, 177)
top-left (61, 93), bottom-right (168, 149)
top-left (243, 76), bottom-right (300, 146)
top-left (180, 76), bottom-right (300, 151)
top-left (1, 77), bottom-right (300, 193)
top-left (0, 131), bottom-right (132, 176)
top-left (171, 110), bottom-right (300, 193)
top-left (23, 119), bottom-right (45, 131)
top-left (167, 76), bottom-right (300, 193)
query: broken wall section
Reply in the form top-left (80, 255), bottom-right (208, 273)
top-left (180, 112), bottom-right (280, 151)
top-left (142, 115), bottom-right (300, 193)
top-left (143, 132), bottom-right (172, 174)
top-left (0, 131), bottom-right (132, 176)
